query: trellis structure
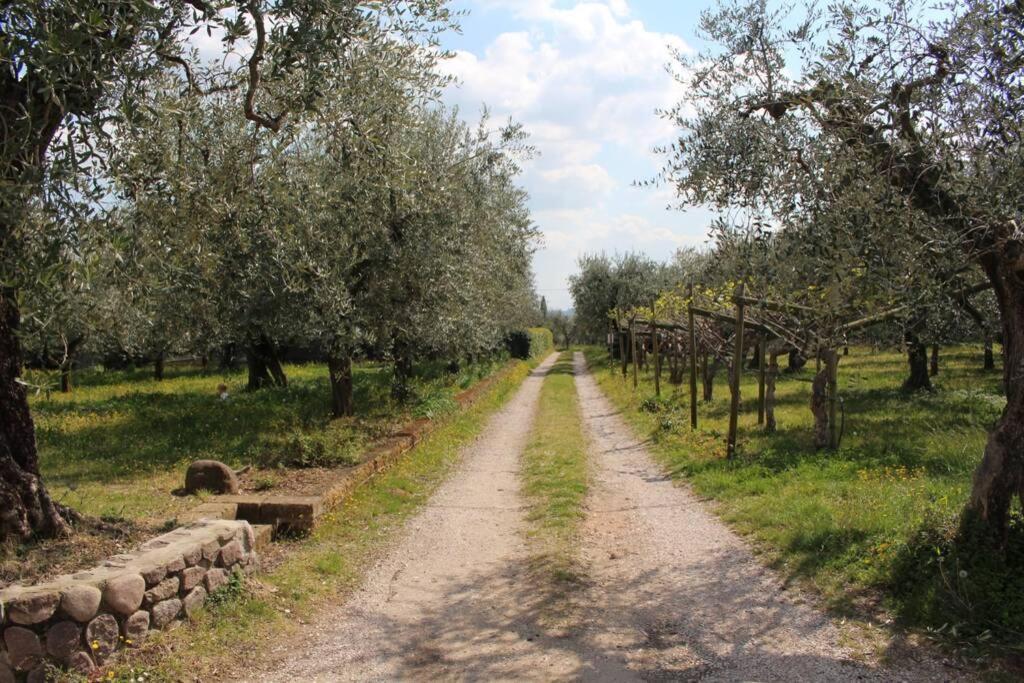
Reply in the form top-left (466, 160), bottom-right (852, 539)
top-left (614, 280), bottom-right (994, 459)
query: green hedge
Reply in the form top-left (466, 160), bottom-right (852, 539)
top-left (506, 327), bottom-right (554, 359)
top-left (527, 327), bottom-right (554, 358)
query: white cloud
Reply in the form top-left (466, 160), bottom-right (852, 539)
top-left (443, 1), bottom-right (692, 163)
top-left (444, 1), bottom-right (707, 307)
top-left (538, 164), bottom-right (614, 190)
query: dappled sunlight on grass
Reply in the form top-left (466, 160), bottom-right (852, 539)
top-left (29, 358), bottom-right (507, 521)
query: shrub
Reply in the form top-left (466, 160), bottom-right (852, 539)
top-left (412, 389), bottom-right (458, 420)
top-left (506, 328), bottom-right (555, 360)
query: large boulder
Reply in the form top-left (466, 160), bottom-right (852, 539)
top-left (184, 460), bottom-right (240, 495)
top-left (103, 573), bottom-right (145, 615)
top-left (84, 614), bottom-right (119, 662)
top-left (3, 627), bottom-right (42, 671)
top-left (59, 584), bottom-right (101, 622)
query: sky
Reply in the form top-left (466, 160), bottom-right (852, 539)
top-left (439, 0), bottom-right (720, 310)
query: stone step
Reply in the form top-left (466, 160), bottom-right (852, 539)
top-left (217, 495), bottom-right (323, 533)
top-left (251, 524), bottom-right (274, 550)
top-left (177, 501), bottom-right (239, 524)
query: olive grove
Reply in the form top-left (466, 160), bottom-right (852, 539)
top-left (653, 0), bottom-right (1023, 538)
top-left (0, 0), bottom-right (538, 543)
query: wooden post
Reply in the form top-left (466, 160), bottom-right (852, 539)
top-left (827, 349), bottom-right (840, 449)
top-left (618, 320), bottom-right (628, 379)
top-left (766, 350), bottom-right (779, 433)
top-left (652, 323), bottom-right (661, 398)
top-left (727, 283), bottom-right (746, 459)
top-left (757, 337), bottom-right (766, 425)
top-left (687, 284), bottom-right (698, 429)
top-left (630, 319), bottom-right (638, 390)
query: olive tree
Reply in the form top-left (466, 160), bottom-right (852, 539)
top-left (569, 253), bottom-right (676, 343)
top-left (0, 0), bottom-right (455, 541)
top-left (660, 0), bottom-right (1024, 538)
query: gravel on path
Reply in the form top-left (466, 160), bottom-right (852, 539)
top-left (248, 353), bottom-right (598, 681)
top-left (570, 351), bottom-right (965, 682)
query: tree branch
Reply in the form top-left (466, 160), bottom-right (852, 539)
top-left (243, 0), bottom-right (286, 132)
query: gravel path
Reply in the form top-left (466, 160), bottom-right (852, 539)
top-left (249, 353), bottom-right (572, 681)
top-left (570, 352), bottom-right (961, 682)
top-left (247, 352), bottom-right (963, 682)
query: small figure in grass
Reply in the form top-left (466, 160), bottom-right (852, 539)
top-left (217, 383), bottom-right (230, 400)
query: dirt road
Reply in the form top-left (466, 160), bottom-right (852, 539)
top-left (250, 352), bottom-right (960, 682)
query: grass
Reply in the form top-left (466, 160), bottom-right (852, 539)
top-left (2, 358), bottom-right (506, 588)
top-left (584, 344), bottom-right (1024, 657)
top-left (102, 358), bottom-right (538, 683)
top-left (26, 357), bottom-right (505, 523)
top-left (521, 353), bottom-right (589, 583)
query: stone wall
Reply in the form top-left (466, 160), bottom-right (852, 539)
top-left (0, 519), bottom-right (257, 682)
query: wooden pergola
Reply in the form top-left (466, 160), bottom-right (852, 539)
top-left (614, 281), bottom-right (994, 459)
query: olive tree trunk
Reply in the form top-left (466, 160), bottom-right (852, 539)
top-left (747, 339), bottom-right (761, 370)
top-left (327, 353), bottom-right (354, 418)
top-left (786, 349), bottom-right (807, 373)
top-left (930, 344), bottom-right (940, 377)
top-left (810, 365), bottom-right (829, 448)
top-left (59, 359), bottom-right (72, 393)
top-left (965, 250), bottom-right (1024, 541)
top-left (391, 346), bottom-right (415, 402)
top-left (765, 349), bottom-right (781, 434)
top-left (0, 293), bottom-right (71, 542)
top-left (702, 355), bottom-right (719, 402)
top-left (902, 332), bottom-right (933, 392)
top-left (247, 335), bottom-right (287, 390)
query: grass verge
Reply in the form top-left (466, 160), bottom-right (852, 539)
top-left (582, 345), bottom-right (1024, 664)
top-left (520, 353), bottom-right (589, 584)
top-left (29, 358), bottom-right (505, 523)
top-left (90, 359), bottom-right (536, 682)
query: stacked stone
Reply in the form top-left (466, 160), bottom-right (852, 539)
top-left (0, 519), bottom-right (257, 682)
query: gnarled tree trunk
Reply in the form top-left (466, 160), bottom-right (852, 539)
top-left (220, 343), bottom-right (237, 370)
top-left (810, 364), bottom-right (829, 449)
top-left (618, 329), bottom-right (628, 378)
top-left (669, 344), bottom-right (685, 385)
top-left (247, 335), bottom-right (287, 391)
top-left (902, 332), bottom-right (932, 392)
top-left (747, 338), bottom-right (761, 370)
top-left (930, 344), bottom-right (940, 377)
top-left (984, 337), bottom-right (995, 371)
top-left (786, 348), bottom-right (807, 373)
top-left (328, 353), bottom-right (354, 418)
top-left (0, 292), bottom-right (71, 542)
top-left (702, 355), bottom-right (720, 402)
top-left (391, 344), bottom-right (414, 402)
top-left (965, 250), bottom-right (1024, 541)
top-left (154, 352), bottom-right (165, 381)
top-left (60, 358), bottom-right (72, 393)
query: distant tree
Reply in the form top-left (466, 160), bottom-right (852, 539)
top-left (569, 253), bottom-right (675, 343)
top-left (548, 311), bottom-right (576, 349)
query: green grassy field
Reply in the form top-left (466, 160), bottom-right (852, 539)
top-left (584, 345), bottom-right (1023, 652)
top-left (521, 353), bottom-right (589, 583)
top-left (27, 359), bottom-right (503, 523)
